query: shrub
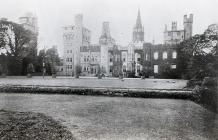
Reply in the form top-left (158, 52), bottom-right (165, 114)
top-left (27, 63), bottom-right (34, 74)
top-left (126, 70), bottom-right (136, 78)
top-left (75, 65), bottom-right (82, 78)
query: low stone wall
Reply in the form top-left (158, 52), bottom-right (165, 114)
top-left (0, 84), bottom-right (195, 100)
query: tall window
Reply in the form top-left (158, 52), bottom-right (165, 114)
top-left (154, 52), bottom-right (158, 60)
top-left (154, 65), bottom-right (158, 73)
top-left (123, 65), bottom-right (126, 72)
top-left (137, 66), bottom-right (140, 73)
top-left (163, 51), bottom-right (167, 60)
top-left (172, 51), bottom-right (177, 59)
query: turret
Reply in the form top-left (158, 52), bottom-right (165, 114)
top-left (183, 14), bottom-right (193, 39)
top-left (172, 22), bottom-right (177, 31)
top-left (75, 14), bottom-right (83, 27)
top-left (99, 22), bottom-right (115, 45)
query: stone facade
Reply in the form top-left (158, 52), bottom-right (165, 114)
top-left (80, 45), bottom-right (101, 76)
top-left (143, 43), bottom-right (178, 77)
top-left (99, 22), bottom-right (115, 75)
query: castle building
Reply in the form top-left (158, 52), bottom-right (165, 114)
top-left (61, 11), bottom-right (193, 78)
top-left (62, 14), bottom-right (91, 76)
top-left (164, 14), bottom-right (193, 45)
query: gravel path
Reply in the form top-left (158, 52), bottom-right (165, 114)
top-left (0, 77), bottom-right (188, 89)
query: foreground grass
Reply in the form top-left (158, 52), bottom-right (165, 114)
top-left (0, 109), bottom-right (75, 140)
top-left (0, 94), bottom-right (217, 140)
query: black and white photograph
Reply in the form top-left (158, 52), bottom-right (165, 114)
top-left (0, 0), bottom-right (217, 139)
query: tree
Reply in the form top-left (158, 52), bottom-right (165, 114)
top-left (177, 24), bottom-right (218, 80)
top-left (75, 65), bottom-right (82, 78)
top-left (27, 63), bottom-right (34, 77)
top-left (40, 46), bottom-right (60, 76)
top-left (0, 20), bottom-right (36, 75)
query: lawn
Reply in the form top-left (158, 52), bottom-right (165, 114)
top-left (0, 93), bottom-right (217, 140)
top-left (0, 77), bottom-right (188, 89)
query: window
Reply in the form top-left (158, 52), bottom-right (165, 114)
top-left (110, 58), bottom-right (113, 62)
top-left (116, 55), bottom-right (120, 61)
top-left (110, 66), bottom-right (113, 72)
top-left (67, 50), bottom-right (69, 53)
top-left (70, 58), bottom-right (72, 62)
top-left (171, 65), bottom-right (176, 69)
top-left (172, 51), bottom-right (177, 59)
top-left (123, 58), bottom-right (126, 62)
top-left (67, 65), bottom-right (72, 69)
top-left (154, 52), bottom-right (158, 60)
top-left (163, 51), bottom-right (168, 60)
top-left (145, 53), bottom-right (148, 61)
top-left (154, 65), bottom-right (158, 73)
top-left (70, 50), bottom-right (72, 53)
top-left (137, 58), bottom-right (141, 62)
top-left (137, 66), bottom-right (140, 73)
top-left (123, 65), bottom-right (126, 72)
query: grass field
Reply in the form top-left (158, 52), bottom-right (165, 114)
top-left (0, 77), bottom-right (188, 89)
top-left (0, 93), bottom-right (217, 140)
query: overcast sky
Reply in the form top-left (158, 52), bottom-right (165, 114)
top-left (0, 0), bottom-right (218, 56)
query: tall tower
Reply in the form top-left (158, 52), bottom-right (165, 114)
top-left (63, 14), bottom-right (91, 76)
top-left (132, 9), bottom-right (144, 43)
top-left (19, 12), bottom-right (38, 35)
top-left (99, 22), bottom-right (115, 74)
top-left (74, 14), bottom-right (83, 67)
top-left (183, 14), bottom-right (193, 40)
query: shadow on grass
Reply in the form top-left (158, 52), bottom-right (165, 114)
top-left (0, 109), bottom-right (76, 140)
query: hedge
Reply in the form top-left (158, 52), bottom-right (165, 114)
top-left (0, 84), bottom-right (195, 100)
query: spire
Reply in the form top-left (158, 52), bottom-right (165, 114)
top-left (132, 8), bottom-right (144, 43)
top-left (135, 8), bottom-right (142, 28)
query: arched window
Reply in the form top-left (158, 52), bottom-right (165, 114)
top-left (163, 51), bottom-right (167, 60)
top-left (145, 53), bottom-right (148, 61)
top-left (154, 52), bottom-right (158, 60)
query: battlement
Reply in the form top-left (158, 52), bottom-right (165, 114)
top-left (184, 14), bottom-right (193, 23)
top-left (75, 14), bottom-right (83, 26)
